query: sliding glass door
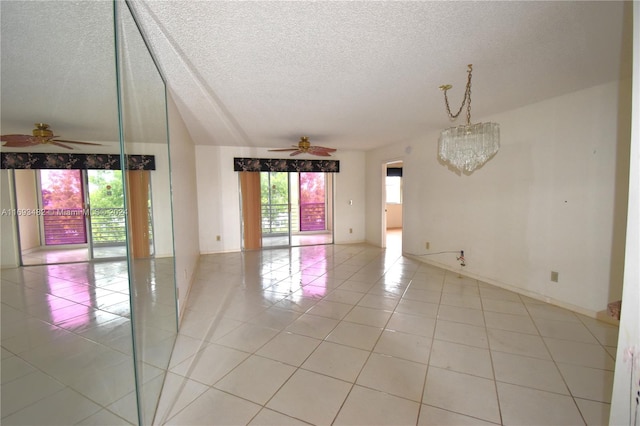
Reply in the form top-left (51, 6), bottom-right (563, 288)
top-left (87, 170), bottom-right (128, 259)
top-left (299, 172), bottom-right (326, 232)
top-left (261, 171), bottom-right (291, 248)
top-left (240, 171), bottom-right (334, 250)
top-left (17, 169), bottom-right (130, 265)
top-left (295, 172), bottom-right (333, 246)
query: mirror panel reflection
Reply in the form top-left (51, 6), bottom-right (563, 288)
top-left (0, 1), bottom-right (178, 424)
top-left (117, 2), bottom-right (178, 424)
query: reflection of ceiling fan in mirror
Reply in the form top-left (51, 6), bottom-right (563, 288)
top-left (0, 123), bottom-right (102, 150)
top-left (268, 136), bottom-right (337, 157)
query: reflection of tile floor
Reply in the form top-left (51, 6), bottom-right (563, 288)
top-left (21, 245), bottom-right (127, 266)
top-left (157, 242), bottom-right (618, 425)
top-left (1, 258), bottom-right (177, 425)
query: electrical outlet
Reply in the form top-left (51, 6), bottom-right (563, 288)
top-left (550, 271), bottom-right (559, 282)
top-left (349, 228), bottom-right (353, 234)
top-left (425, 242), bottom-right (430, 250)
top-left (216, 235), bottom-right (221, 241)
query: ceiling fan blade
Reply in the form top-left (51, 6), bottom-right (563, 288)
top-left (2, 140), bottom-right (41, 147)
top-left (53, 139), bottom-right (102, 146)
top-left (50, 141), bottom-right (74, 149)
top-left (269, 148), bottom-right (298, 152)
top-left (289, 150), bottom-right (304, 156)
top-left (308, 146), bottom-right (336, 156)
top-left (0, 134), bottom-right (38, 146)
top-left (318, 147), bottom-right (337, 152)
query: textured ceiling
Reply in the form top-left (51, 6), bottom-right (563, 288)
top-left (1, 1), bottom-right (632, 153)
top-left (129, 0), bottom-right (631, 151)
top-left (1, 1), bottom-right (120, 148)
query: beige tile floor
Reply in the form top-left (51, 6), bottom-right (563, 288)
top-left (155, 243), bottom-right (618, 425)
top-left (2, 240), bottom-right (619, 425)
top-left (1, 258), bottom-right (177, 425)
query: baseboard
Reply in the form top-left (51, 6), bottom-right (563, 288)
top-left (199, 248), bottom-right (241, 255)
top-left (596, 310), bottom-right (620, 326)
top-left (405, 252), bottom-right (605, 321)
top-left (334, 240), bottom-right (366, 245)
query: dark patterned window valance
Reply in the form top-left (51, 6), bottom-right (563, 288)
top-left (1, 152), bottom-right (156, 170)
top-left (234, 157), bottom-right (339, 173)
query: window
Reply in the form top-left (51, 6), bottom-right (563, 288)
top-left (386, 176), bottom-right (402, 204)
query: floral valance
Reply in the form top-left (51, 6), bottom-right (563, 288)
top-left (234, 157), bottom-right (339, 173)
top-left (1, 152), bottom-right (156, 170)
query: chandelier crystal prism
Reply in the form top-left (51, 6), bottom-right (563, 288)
top-left (438, 64), bottom-right (500, 173)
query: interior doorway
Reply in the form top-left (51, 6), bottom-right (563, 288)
top-left (14, 168), bottom-right (145, 265)
top-left (383, 161), bottom-right (403, 252)
top-left (241, 171), bottom-right (334, 250)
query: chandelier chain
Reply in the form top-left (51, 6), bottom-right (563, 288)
top-left (441, 64), bottom-right (474, 125)
top-left (466, 75), bottom-right (472, 125)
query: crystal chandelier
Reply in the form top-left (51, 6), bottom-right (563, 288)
top-left (438, 64), bottom-right (500, 173)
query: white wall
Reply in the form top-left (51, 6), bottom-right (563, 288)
top-left (333, 150), bottom-right (366, 244)
top-left (14, 170), bottom-right (40, 251)
top-left (195, 146), bottom-right (242, 253)
top-left (610, 3), bottom-right (640, 422)
top-left (386, 204), bottom-right (402, 229)
top-left (166, 92), bottom-right (200, 319)
top-left (195, 146), bottom-right (366, 253)
top-left (368, 79), bottom-right (631, 316)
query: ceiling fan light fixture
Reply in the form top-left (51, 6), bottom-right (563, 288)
top-left (32, 123), bottom-right (54, 139)
top-left (438, 64), bottom-right (500, 173)
top-left (298, 136), bottom-right (311, 151)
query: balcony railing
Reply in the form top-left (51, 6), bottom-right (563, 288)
top-left (43, 209), bottom-right (87, 245)
top-left (43, 208), bottom-right (128, 246)
top-left (300, 202), bottom-right (326, 231)
top-left (261, 204), bottom-right (294, 235)
top-left (261, 203), bottom-right (326, 234)
top-left (91, 208), bottom-right (127, 246)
